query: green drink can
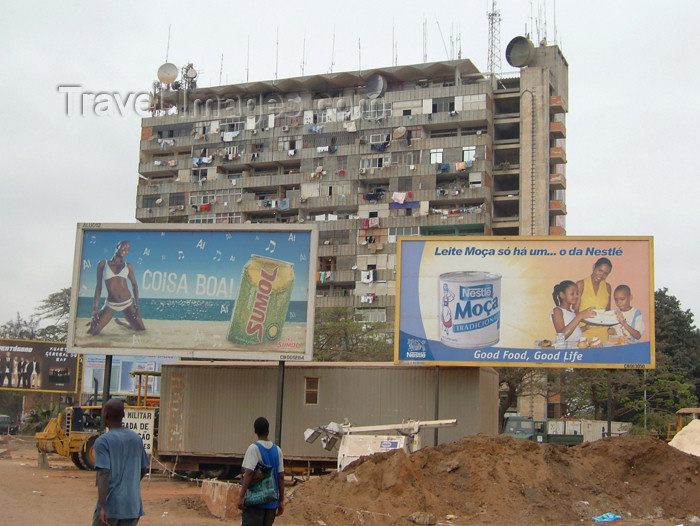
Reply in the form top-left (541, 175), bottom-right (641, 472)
top-left (227, 255), bottom-right (295, 345)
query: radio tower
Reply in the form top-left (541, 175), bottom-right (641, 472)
top-left (487, 0), bottom-right (502, 76)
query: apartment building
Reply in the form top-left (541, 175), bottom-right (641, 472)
top-left (136, 38), bottom-right (568, 326)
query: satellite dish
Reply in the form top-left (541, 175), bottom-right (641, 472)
top-left (393, 126), bottom-right (407, 139)
top-left (505, 37), bottom-right (535, 68)
top-left (186, 66), bottom-right (198, 79)
top-left (157, 63), bottom-right (178, 84)
top-left (366, 73), bottom-right (386, 99)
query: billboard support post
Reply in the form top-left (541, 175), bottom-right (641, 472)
top-left (101, 354), bottom-right (112, 428)
top-left (275, 361), bottom-right (285, 447)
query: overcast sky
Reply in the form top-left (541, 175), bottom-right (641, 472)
top-left (1, 1), bottom-right (699, 327)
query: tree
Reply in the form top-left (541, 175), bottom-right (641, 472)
top-left (314, 307), bottom-right (393, 361)
top-left (0, 313), bottom-right (39, 340)
top-left (34, 287), bottom-right (71, 342)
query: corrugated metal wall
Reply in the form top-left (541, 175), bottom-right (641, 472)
top-left (159, 362), bottom-right (498, 461)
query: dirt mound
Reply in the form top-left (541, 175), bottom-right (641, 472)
top-left (670, 419), bottom-right (700, 457)
top-left (282, 435), bottom-right (700, 525)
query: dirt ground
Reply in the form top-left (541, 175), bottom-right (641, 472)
top-left (1, 433), bottom-right (699, 526)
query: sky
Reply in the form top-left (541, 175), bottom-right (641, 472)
top-left (1, 1), bottom-right (699, 327)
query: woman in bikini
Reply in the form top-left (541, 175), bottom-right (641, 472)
top-left (87, 240), bottom-right (146, 335)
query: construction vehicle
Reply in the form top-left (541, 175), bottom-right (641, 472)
top-left (304, 419), bottom-right (458, 471)
top-left (35, 370), bottom-right (160, 470)
top-left (666, 408), bottom-right (700, 441)
top-left (501, 415), bottom-right (584, 446)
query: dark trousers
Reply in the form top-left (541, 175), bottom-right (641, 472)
top-left (241, 507), bottom-right (276, 526)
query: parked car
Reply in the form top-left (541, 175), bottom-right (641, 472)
top-left (0, 414), bottom-right (17, 435)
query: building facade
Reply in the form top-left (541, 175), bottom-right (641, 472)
top-left (136, 41), bottom-right (568, 327)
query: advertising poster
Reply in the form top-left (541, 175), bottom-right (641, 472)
top-left (395, 237), bottom-right (654, 369)
top-left (124, 407), bottom-right (157, 456)
top-left (68, 223), bottom-right (317, 360)
top-left (82, 355), bottom-right (173, 397)
top-left (0, 339), bottom-right (79, 393)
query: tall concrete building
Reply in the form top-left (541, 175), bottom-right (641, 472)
top-left (136, 38), bottom-right (568, 327)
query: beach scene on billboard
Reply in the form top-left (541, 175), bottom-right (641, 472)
top-left (0, 339), bottom-right (79, 393)
top-left (396, 237), bottom-right (654, 369)
top-left (70, 226), bottom-right (314, 359)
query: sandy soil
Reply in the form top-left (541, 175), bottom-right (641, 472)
top-left (2, 433), bottom-right (700, 525)
top-left (73, 318), bottom-right (307, 356)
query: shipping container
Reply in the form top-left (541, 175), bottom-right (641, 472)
top-left (158, 361), bottom-right (499, 474)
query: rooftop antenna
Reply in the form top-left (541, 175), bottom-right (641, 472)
top-left (487, 0), bottom-right (502, 75)
top-left (165, 24), bottom-right (171, 62)
top-left (275, 27), bottom-right (279, 82)
top-left (246, 36), bottom-right (250, 82)
top-left (423, 16), bottom-right (427, 63)
top-left (358, 37), bottom-right (362, 75)
top-left (301, 32), bottom-right (307, 75)
top-left (435, 17), bottom-right (450, 60)
top-left (219, 53), bottom-right (224, 85)
top-left (392, 21), bottom-right (395, 66)
top-left (329, 26), bottom-right (336, 73)
top-left (553, 0), bottom-right (557, 46)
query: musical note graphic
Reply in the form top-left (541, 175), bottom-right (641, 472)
top-left (178, 251), bottom-right (185, 260)
top-left (229, 255), bottom-right (236, 262)
top-left (89, 235), bottom-right (97, 244)
top-left (213, 250), bottom-right (222, 262)
top-left (265, 240), bottom-right (277, 254)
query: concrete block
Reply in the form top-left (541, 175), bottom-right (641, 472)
top-left (201, 480), bottom-right (241, 519)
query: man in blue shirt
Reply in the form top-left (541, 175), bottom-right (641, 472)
top-left (237, 417), bottom-right (285, 526)
top-left (93, 398), bottom-right (150, 526)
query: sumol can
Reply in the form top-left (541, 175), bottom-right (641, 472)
top-left (439, 271), bottom-right (501, 348)
top-left (227, 255), bottom-right (295, 345)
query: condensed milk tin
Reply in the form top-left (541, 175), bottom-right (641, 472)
top-left (439, 271), bottom-right (501, 348)
top-left (227, 255), bottom-right (295, 345)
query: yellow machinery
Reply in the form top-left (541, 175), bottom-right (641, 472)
top-left (35, 370), bottom-right (160, 470)
top-left (666, 407), bottom-right (700, 441)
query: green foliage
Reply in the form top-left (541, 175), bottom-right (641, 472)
top-left (0, 313), bottom-right (40, 340)
top-left (313, 307), bottom-right (393, 362)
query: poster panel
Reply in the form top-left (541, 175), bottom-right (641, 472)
top-left (68, 223), bottom-right (317, 360)
top-left (123, 407), bottom-right (157, 456)
top-left (0, 339), bottom-right (79, 393)
top-left (395, 236), bottom-right (654, 369)
top-left (81, 355), bottom-right (174, 397)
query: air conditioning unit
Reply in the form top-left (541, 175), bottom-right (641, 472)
top-left (251, 129), bottom-right (258, 135)
top-left (282, 125), bottom-right (289, 132)
top-left (359, 168), bottom-right (366, 175)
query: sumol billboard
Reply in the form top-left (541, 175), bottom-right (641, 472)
top-left (68, 223), bottom-right (317, 361)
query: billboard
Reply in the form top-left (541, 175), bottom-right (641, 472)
top-left (0, 339), bottom-right (79, 393)
top-left (81, 355), bottom-right (174, 397)
top-left (395, 236), bottom-right (654, 369)
top-left (68, 223), bottom-right (317, 360)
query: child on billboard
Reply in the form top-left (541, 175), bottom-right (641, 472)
top-left (551, 280), bottom-right (596, 344)
top-left (610, 284), bottom-right (645, 342)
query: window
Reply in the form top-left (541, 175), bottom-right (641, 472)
top-left (402, 109), bottom-right (412, 116)
top-left (432, 97), bottom-right (455, 113)
top-left (397, 177), bottom-right (412, 192)
top-left (361, 100), bottom-right (392, 120)
top-left (141, 195), bottom-right (160, 208)
top-left (430, 128), bottom-right (458, 138)
top-left (430, 148), bottom-right (443, 164)
top-left (360, 155), bottom-right (390, 169)
top-left (336, 156), bottom-right (348, 172)
top-left (170, 193), bottom-right (186, 206)
top-left (220, 117), bottom-right (245, 132)
top-left (305, 377), bottom-right (319, 405)
top-left (463, 146), bottom-right (476, 162)
top-left (354, 308), bottom-right (386, 323)
top-left (188, 214), bottom-right (216, 224)
top-left (369, 133), bottom-right (390, 144)
top-left (251, 142), bottom-right (266, 153)
top-left (191, 168), bottom-right (207, 183)
top-left (388, 226), bottom-right (421, 242)
top-left (216, 212), bottom-right (241, 223)
top-left (391, 151), bottom-right (419, 166)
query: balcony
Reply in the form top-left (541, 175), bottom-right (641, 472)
top-left (549, 172), bottom-right (566, 190)
top-left (549, 147), bottom-right (567, 164)
top-left (549, 121), bottom-right (566, 139)
top-left (549, 199), bottom-right (567, 215)
top-left (549, 225), bottom-right (566, 236)
top-left (550, 96), bottom-right (568, 114)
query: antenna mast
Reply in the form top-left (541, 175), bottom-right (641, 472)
top-left (275, 27), bottom-right (279, 81)
top-left (487, 0), bottom-right (502, 75)
top-left (165, 25), bottom-right (171, 61)
top-left (219, 53), bottom-right (224, 85)
top-left (301, 32), bottom-right (307, 75)
top-left (423, 16), bottom-right (427, 63)
top-left (329, 26), bottom-right (336, 73)
top-left (246, 36), bottom-right (250, 82)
